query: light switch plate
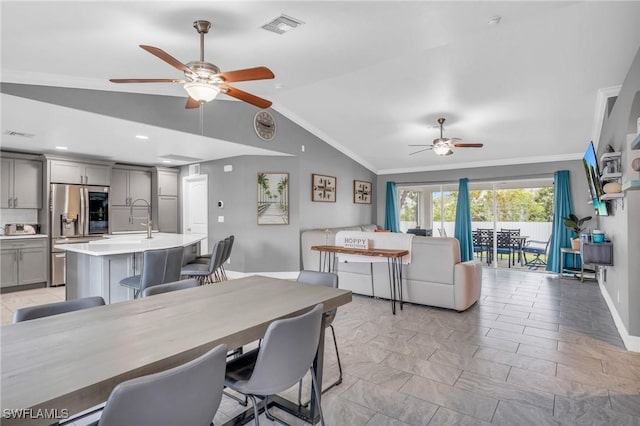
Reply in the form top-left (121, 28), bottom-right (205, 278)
top-left (218, 216), bottom-right (224, 223)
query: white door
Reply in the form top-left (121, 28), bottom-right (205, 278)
top-left (183, 175), bottom-right (208, 253)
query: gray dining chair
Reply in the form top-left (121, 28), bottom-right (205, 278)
top-left (296, 271), bottom-right (342, 403)
top-left (13, 296), bottom-right (105, 323)
top-left (224, 304), bottom-right (325, 426)
top-left (119, 246), bottom-right (184, 298)
top-left (141, 278), bottom-right (199, 297)
top-left (96, 344), bottom-right (227, 426)
top-left (181, 240), bottom-right (226, 284)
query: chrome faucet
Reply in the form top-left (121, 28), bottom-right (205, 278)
top-left (130, 198), bottom-right (153, 239)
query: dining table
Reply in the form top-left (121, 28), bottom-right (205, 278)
top-left (1, 275), bottom-right (352, 426)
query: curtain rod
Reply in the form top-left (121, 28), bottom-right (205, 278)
top-left (393, 172), bottom-right (554, 187)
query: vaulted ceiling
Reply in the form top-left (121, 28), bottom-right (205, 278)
top-left (2, 1), bottom-right (640, 173)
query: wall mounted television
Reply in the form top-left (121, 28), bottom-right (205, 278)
top-left (582, 141), bottom-right (609, 216)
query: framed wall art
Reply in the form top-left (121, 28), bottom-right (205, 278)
top-left (353, 180), bottom-right (372, 204)
top-left (312, 174), bottom-right (336, 202)
top-left (257, 172), bottom-right (289, 225)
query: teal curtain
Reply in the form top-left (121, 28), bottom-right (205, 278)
top-left (454, 178), bottom-right (474, 262)
top-left (546, 170), bottom-right (574, 272)
top-left (384, 181), bottom-right (400, 232)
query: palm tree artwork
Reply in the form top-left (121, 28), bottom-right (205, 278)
top-left (257, 172), bottom-right (289, 225)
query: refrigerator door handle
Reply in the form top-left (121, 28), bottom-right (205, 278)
top-left (80, 187), bottom-right (88, 236)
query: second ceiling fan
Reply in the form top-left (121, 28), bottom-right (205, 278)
top-left (110, 20), bottom-right (274, 109)
top-left (409, 118), bottom-right (483, 156)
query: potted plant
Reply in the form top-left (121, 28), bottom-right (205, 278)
top-left (562, 213), bottom-right (592, 250)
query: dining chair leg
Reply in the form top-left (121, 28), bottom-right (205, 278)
top-left (247, 394), bottom-right (261, 426)
top-left (310, 366), bottom-right (326, 426)
top-left (223, 389), bottom-right (248, 406)
top-left (263, 395), bottom-right (288, 426)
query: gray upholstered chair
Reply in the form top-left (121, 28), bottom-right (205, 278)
top-left (13, 296), bottom-right (105, 323)
top-left (296, 270), bottom-right (342, 401)
top-left (96, 344), bottom-right (227, 426)
top-left (225, 304), bottom-right (326, 426)
top-left (141, 278), bottom-right (199, 297)
top-left (181, 240), bottom-right (225, 285)
top-left (119, 246), bottom-right (184, 298)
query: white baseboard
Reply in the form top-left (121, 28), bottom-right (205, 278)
top-left (225, 270), bottom-right (299, 280)
top-left (599, 282), bottom-right (640, 352)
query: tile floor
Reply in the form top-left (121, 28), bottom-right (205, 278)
top-left (2, 268), bottom-right (639, 425)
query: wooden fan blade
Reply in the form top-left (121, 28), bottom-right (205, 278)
top-left (109, 78), bottom-right (185, 83)
top-left (185, 97), bottom-right (201, 109)
top-left (220, 84), bottom-right (272, 109)
top-left (217, 67), bottom-right (275, 83)
top-left (140, 45), bottom-right (191, 73)
top-left (453, 143), bottom-right (484, 148)
top-left (409, 147), bottom-right (433, 155)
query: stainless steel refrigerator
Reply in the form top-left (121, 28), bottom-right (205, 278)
top-left (50, 184), bottom-right (110, 286)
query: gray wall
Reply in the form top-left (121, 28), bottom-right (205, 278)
top-left (376, 160), bottom-right (594, 229)
top-left (597, 47), bottom-right (640, 338)
top-left (173, 105), bottom-right (376, 273)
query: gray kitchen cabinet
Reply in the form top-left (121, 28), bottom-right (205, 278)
top-left (111, 206), bottom-right (151, 233)
top-left (157, 170), bottom-right (178, 196)
top-left (1, 158), bottom-right (42, 209)
top-left (111, 168), bottom-right (151, 206)
top-left (0, 239), bottom-right (47, 288)
top-left (157, 196), bottom-right (178, 233)
top-left (0, 250), bottom-right (19, 287)
top-left (152, 168), bottom-right (179, 233)
top-left (49, 159), bottom-right (111, 185)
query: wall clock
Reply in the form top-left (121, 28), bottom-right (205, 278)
top-left (254, 111), bottom-right (276, 141)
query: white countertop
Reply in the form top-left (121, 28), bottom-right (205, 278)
top-left (0, 234), bottom-right (48, 240)
top-left (54, 233), bottom-right (206, 256)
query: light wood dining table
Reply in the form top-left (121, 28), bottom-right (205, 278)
top-left (1, 275), bottom-right (352, 426)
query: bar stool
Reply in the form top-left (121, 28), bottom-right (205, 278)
top-left (180, 240), bottom-right (225, 285)
top-left (119, 247), bottom-right (184, 298)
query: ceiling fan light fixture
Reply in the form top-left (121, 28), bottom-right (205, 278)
top-left (433, 144), bottom-right (452, 156)
top-left (183, 82), bottom-right (220, 103)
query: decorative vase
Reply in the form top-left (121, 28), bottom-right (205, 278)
top-left (571, 238), bottom-right (581, 250)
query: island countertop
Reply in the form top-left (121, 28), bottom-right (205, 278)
top-left (54, 233), bottom-right (206, 256)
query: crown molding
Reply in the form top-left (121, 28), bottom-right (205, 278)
top-left (377, 153), bottom-right (584, 175)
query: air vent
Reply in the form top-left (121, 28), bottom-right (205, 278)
top-left (4, 130), bottom-right (35, 138)
top-left (159, 154), bottom-right (204, 163)
top-left (261, 14), bottom-right (304, 35)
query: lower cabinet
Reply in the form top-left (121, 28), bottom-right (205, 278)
top-left (0, 239), bottom-right (47, 288)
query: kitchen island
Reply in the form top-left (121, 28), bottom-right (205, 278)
top-left (55, 233), bottom-right (206, 303)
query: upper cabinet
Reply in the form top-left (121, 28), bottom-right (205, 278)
top-left (1, 157), bottom-right (42, 209)
top-left (152, 167), bottom-right (179, 233)
top-left (49, 159), bottom-right (111, 186)
top-left (157, 170), bottom-right (179, 197)
top-left (111, 167), bottom-right (151, 206)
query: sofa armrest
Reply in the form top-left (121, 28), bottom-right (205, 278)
top-left (453, 260), bottom-right (483, 311)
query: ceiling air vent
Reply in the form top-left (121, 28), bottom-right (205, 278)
top-left (261, 14), bottom-right (304, 35)
top-left (4, 130), bottom-right (35, 138)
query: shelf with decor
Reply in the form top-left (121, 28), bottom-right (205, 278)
top-left (599, 151), bottom-right (624, 207)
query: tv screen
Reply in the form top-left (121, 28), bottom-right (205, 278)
top-left (582, 141), bottom-right (608, 216)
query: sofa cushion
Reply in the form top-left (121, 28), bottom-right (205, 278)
top-left (403, 237), bottom-right (460, 285)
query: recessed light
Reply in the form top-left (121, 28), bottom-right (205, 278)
top-left (135, 135), bottom-right (149, 140)
top-left (162, 160), bottom-right (172, 164)
top-left (55, 146), bottom-right (68, 150)
top-left (488, 16), bottom-right (501, 25)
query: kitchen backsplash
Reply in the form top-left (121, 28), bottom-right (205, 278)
top-left (0, 209), bottom-right (38, 225)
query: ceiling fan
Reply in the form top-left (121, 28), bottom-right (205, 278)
top-left (110, 20), bottom-right (274, 109)
top-left (409, 118), bottom-right (483, 156)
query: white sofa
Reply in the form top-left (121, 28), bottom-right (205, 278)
top-left (301, 225), bottom-right (482, 311)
